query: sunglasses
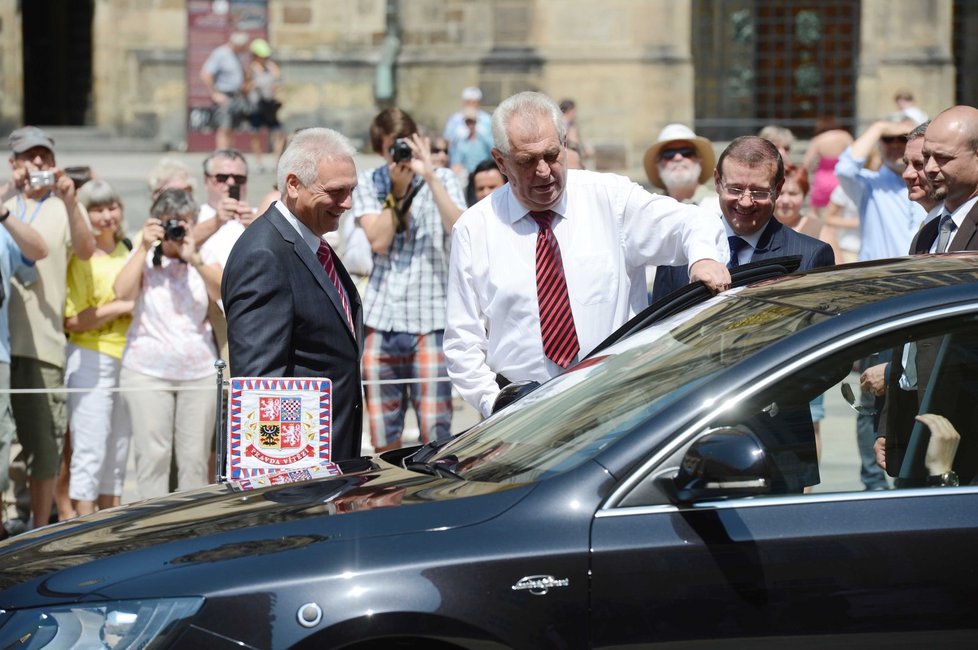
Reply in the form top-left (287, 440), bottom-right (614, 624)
top-left (881, 135), bottom-right (908, 145)
top-left (659, 146), bottom-right (697, 161)
top-left (430, 147), bottom-right (448, 155)
top-left (209, 173), bottom-right (248, 184)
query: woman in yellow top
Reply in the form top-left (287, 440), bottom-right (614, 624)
top-left (63, 180), bottom-right (134, 516)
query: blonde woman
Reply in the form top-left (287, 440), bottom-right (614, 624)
top-left (64, 180), bottom-right (134, 515)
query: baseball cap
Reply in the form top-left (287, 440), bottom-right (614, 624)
top-left (9, 126), bottom-right (55, 154)
top-left (250, 38), bottom-right (272, 58)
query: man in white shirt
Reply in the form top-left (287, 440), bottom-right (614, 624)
top-left (191, 149), bottom-right (257, 371)
top-left (444, 91), bottom-right (730, 418)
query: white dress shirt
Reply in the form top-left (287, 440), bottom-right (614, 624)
top-left (198, 217), bottom-right (245, 312)
top-left (445, 169), bottom-right (728, 417)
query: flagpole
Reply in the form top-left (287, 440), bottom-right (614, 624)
top-left (214, 359), bottom-right (227, 483)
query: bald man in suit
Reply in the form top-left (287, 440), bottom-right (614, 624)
top-left (874, 105), bottom-right (978, 483)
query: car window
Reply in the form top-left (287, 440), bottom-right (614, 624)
top-left (430, 293), bottom-right (832, 484)
top-left (619, 312), bottom-right (978, 506)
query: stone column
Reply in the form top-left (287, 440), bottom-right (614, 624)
top-left (856, 0), bottom-right (955, 128)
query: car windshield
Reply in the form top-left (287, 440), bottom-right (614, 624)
top-left (431, 292), bottom-right (829, 484)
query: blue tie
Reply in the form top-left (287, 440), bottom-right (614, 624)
top-left (727, 236), bottom-right (749, 269)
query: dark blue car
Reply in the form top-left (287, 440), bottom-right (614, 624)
top-left (1, 254), bottom-right (977, 648)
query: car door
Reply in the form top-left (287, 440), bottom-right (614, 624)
top-left (589, 310), bottom-right (978, 648)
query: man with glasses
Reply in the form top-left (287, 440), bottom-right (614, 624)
top-left (715, 136), bottom-right (833, 271)
top-left (445, 92), bottom-right (729, 418)
top-left (651, 135), bottom-right (834, 303)
top-left (193, 149), bottom-right (256, 374)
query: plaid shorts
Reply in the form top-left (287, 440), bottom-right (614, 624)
top-left (362, 328), bottom-right (452, 449)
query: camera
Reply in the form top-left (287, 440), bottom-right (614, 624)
top-left (163, 219), bottom-right (186, 241)
top-left (389, 138), bottom-right (413, 163)
top-left (28, 170), bottom-right (55, 189)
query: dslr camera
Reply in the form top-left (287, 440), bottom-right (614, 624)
top-left (389, 138), bottom-right (413, 164)
top-left (162, 219), bottom-right (186, 241)
top-left (28, 170), bottom-right (55, 190)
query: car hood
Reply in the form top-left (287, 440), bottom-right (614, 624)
top-left (0, 457), bottom-right (532, 605)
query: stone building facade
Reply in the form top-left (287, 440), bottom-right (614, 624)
top-left (0, 0), bottom-right (969, 177)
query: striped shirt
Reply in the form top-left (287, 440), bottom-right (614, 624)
top-left (352, 166), bottom-right (465, 333)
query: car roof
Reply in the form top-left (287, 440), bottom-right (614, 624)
top-left (731, 253), bottom-right (978, 314)
top-left (590, 254), bottom-right (978, 358)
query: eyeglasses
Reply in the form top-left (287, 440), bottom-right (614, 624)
top-left (208, 173), bottom-right (248, 184)
top-left (881, 135), bottom-right (909, 145)
top-left (659, 146), bottom-right (697, 161)
top-left (430, 148), bottom-right (448, 155)
top-left (720, 181), bottom-right (774, 203)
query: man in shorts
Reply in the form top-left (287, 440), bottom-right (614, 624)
top-left (200, 32), bottom-right (250, 150)
top-left (5, 126), bottom-right (95, 529)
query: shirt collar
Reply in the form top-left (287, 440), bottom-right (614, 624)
top-left (502, 183), bottom-right (570, 225)
top-left (722, 216), bottom-right (766, 250)
top-left (948, 195), bottom-right (978, 229)
top-left (922, 202), bottom-right (945, 226)
top-left (275, 200), bottom-right (323, 254)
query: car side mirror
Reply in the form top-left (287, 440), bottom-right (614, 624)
top-left (668, 428), bottom-right (773, 503)
top-left (491, 380), bottom-right (541, 414)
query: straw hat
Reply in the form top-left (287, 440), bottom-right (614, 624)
top-left (643, 124), bottom-right (716, 189)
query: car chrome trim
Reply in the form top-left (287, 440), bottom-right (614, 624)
top-left (511, 575), bottom-right (570, 596)
top-left (596, 484), bottom-right (978, 517)
top-left (603, 302), bottom-right (978, 510)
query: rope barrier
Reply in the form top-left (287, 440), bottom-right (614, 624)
top-left (0, 376), bottom-right (455, 394)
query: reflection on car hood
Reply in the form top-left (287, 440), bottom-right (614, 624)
top-left (0, 459), bottom-right (530, 602)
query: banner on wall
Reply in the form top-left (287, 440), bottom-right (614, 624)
top-left (186, 0), bottom-right (268, 152)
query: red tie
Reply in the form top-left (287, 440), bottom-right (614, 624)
top-left (317, 240), bottom-right (354, 332)
top-left (531, 211), bottom-right (580, 368)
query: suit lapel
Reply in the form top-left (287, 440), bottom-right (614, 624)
top-left (749, 218), bottom-right (783, 261)
top-left (949, 202), bottom-right (978, 251)
top-left (266, 209), bottom-right (359, 344)
top-left (913, 218), bottom-right (940, 254)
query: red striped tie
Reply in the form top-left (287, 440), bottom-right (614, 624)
top-left (531, 210), bottom-right (580, 368)
top-left (317, 240), bottom-right (354, 332)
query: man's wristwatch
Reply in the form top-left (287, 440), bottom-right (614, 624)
top-left (0, 206), bottom-right (9, 223)
top-left (926, 471), bottom-right (959, 487)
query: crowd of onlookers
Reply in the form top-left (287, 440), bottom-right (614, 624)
top-left (3, 73), bottom-right (976, 538)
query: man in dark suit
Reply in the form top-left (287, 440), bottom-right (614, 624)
top-left (873, 105), bottom-right (978, 482)
top-left (652, 135), bottom-right (833, 301)
top-left (698, 136), bottom-right (835, 492)
top-left (222, 128), bottom-right (364, 461)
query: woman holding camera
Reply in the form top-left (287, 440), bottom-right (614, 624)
top-left (63, 181), bottom-right (134, 516)
top-left (114, 189), bottom-right (221, 499)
